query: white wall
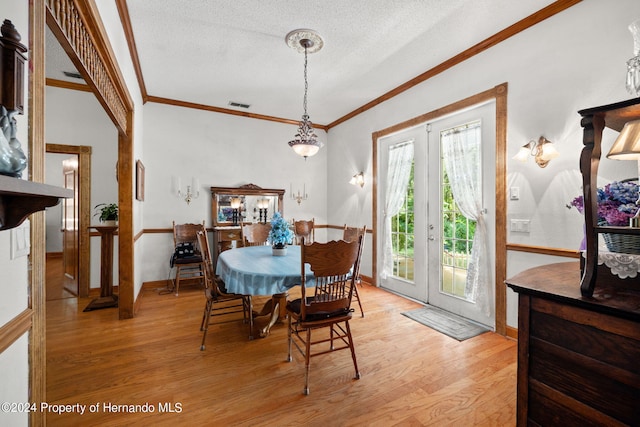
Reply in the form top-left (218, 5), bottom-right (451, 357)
top-left (139, 102), bottom-right (328, 283)
top-left (0, 2), bottom-right (31, 425)
top-left (325, 0), bottom-right (640, 327)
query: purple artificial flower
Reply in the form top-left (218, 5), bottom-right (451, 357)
top-left (568, 180), bottom-right (639, 226)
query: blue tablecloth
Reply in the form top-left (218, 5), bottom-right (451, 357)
top-left (215, 245), bottom-right (314, 295)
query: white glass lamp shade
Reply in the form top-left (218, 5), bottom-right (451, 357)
top-left (513, 137), bottom-right (558, 168)
top-left (539, 139), bottom-right (560, 161)
top-left (230, 198), bottom-right (242, 209)
top-left (350, 172), bottom-right (365, 187)
top-left (290, 141), bottom-right (322, 158)
top-left (513, 144), bottom-right (533, 162)
top-left (607, 120), bottom-right (640, 160)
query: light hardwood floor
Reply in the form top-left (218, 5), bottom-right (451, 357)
top-left (45, 254), bottom-right (76, 301)
top-left (46, 283), bottom-right (517, 426)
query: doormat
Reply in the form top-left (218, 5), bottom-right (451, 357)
top-left (401, 305), bottom-right (490, 341)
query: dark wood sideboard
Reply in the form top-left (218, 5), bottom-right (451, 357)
top-left (506, 262), bottom-right (640, 426)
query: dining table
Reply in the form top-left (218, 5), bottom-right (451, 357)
top-left (215, 244), bottom-right (314, 338)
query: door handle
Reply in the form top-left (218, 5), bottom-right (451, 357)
top-left (428, 235), bottom-right (435, 241)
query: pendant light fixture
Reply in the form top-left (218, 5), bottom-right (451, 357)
top-left (286, 29), bottom-right (324, 159)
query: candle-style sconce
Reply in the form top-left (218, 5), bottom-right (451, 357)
top-left (0, 19), bottom-right (27, 178)
top-left (172, 176), bottom-right (200, 204)
top-left (290, 183), bottom-right (308, 205)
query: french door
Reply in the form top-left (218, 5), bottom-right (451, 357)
top-left (378, 102), bottom-right (495, 327)
top-left (378, 127), bottom-right (427, 301)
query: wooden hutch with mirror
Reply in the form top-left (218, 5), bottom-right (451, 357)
top-left (210, 184), bottom-right (285, 264)
top-left (506, 98), bottom-right (640, 426)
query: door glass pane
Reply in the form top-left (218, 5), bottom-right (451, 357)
top-left (392, 163), bottom-right (414, 281)
top-left (440, 126), bottom-right (477, 300)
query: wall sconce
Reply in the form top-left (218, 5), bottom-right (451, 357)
top-left (230, 197), bottom-right (242, 225)
top-left (290, 183), bottom-right (308, 205)
top-left (513, 136), bottom-right (559, 168)
top-left (350, 171), bottom-right (365, 188)
top-left (173, 177), bottom-right (200, 204)
top-left (257, 198), bottom-right (269, 223)
top-left (606, 119), bottom-right (640, 226)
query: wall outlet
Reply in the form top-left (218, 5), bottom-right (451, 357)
top-left (510, 219), bottom-right (530, 233)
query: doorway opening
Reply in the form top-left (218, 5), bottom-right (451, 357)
top-left (45, 144), bottom-right (92, 299)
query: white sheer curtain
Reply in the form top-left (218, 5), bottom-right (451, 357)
top-left (381, 141), bottom-right (414, 279)
top-left (441, 122), bottom-right (490, 316)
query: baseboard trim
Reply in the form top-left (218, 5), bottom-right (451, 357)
top-left (142, 280), bottom-right (170, 291)
top-left (506, 325), bottom-right (518, 340)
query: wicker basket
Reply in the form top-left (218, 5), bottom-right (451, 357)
top-left (602, 233), bottom-right (640, 255)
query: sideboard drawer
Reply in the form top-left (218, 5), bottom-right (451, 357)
top-left (212, 226), bottom-right (243, 265)
top-left (219, 229), bottom-right (242, 241)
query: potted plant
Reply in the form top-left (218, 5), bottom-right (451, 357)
top-left (268, 212), bottom-right (294, 256)
top-left (94, 203), bottom-right (119, 225)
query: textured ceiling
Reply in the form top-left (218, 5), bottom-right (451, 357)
top-left (46, 0), bottom-right (558, 125)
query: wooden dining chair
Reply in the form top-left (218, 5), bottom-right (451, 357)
top-left (293, 218), bottom-right (314, 245)
top-left (172, 220), bottom-right (206, 295)
top-left (197, 230), bottom-right (253, 349)
top-left (241, 223), bottom-right (271, 246)
top-left (343, 225), bottom-right (367, 317)
top-left (286, 236), bottom-right (363, 395)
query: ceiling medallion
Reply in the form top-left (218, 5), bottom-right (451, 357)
top-left (285, 29), bottom-right (324, 54)
top-left (286, 29), bottom-right (324, 159)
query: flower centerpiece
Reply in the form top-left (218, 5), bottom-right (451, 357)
top-left (568, 180), bottom-right (640, 253)
top-left (567, 180), bottom-right (639, 226)
top-left (268, 212), bottom-right (293, 256)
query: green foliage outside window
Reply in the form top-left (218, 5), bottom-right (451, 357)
top-left (391, 164), bottom-right (475, 259)
top-left (442, 169), bottom-right (475, 255)
top-left (391, 163), bottom-right (414, 257)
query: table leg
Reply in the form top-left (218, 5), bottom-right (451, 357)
top-left (251, 292), bottom-right (289, 338)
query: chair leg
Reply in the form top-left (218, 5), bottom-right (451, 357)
top-left (200, 299), bottom-right (211, 331)
top-left (330, 324), bottom-right (335, 350)
top-left (353, 282), bottom-right (364, 317)
top-left (304, 328), bottom-right (312, 395)
top-left (247, 296), bottom-right (254, 340)
top-left (174, 266), bottom-right (181, 296)
top-left (287, 315), bottom-right (293, 362)
top-left (345, 320), bottom-right (360, 379)
top-left (200, 301), bottom-right (213, 351)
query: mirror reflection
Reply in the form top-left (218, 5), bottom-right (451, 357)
top-left (211, 184), bottom-right (285, 227)
top-left (216, 194), bottom-right (279, 224)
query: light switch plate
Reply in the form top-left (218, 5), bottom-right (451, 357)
top-left (11, 220), bottom-right (30, 259)
top-left (510, 187), bottom-right (520, 200)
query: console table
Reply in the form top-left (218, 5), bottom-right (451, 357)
top-left (84, 225), bottom-right (118, 311)
top-left (506, 262), bottom-right (640, 426)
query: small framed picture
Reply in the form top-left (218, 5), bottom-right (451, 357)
top-left (136, 160), bottom-right (145, 201)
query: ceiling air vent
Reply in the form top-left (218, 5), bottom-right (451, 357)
top-left (63, 71), bottom-right (84, 80)
top-left (228, 101), bottom-right (251, 109)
